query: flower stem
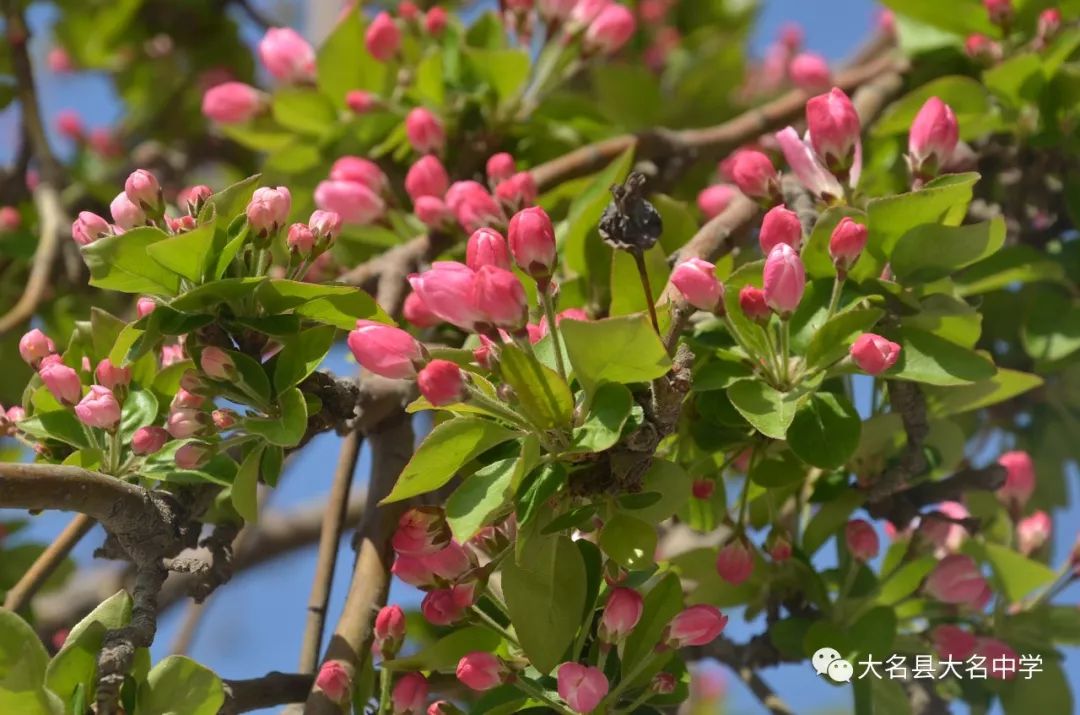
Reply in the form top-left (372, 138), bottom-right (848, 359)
top-left (601, 652), bottom-right (660, 710)
top-left (539, 287), bottom-right (570, 386)
top-left (465, 385), bottom-right (532, 432)
top-left (107, 429), bottom-right (122, 476)
top-left (470, 605), bottom-right (520, 646)
top-left (826, 275), bottom-right (845, 320)
top-left (377, 664), bottom-right (393, 715)
top-left (632, 249), bottom-right (661, 335)
top-left (513, 678), bottom-right (576, 715)
top-left (779, 319), bottom-right (791, 387)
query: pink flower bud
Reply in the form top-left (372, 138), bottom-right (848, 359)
top-left (768, 532), bottom-right (792, 562)
top-left (405, 108), bottom-right (445, 156)
top-left (671, 258), bottom-right (723, 312)
top-left (539, 0), bottom-right (577, 21)
top-left (692, 479), bottom-right (715, 500)
top-left (1017, 510), bottom-right (1051, 555)
top-left (850, 333), bottom-right (901, 375)
top-left (715, 541), bottom-right (754, 585)
top-left (175, 442), bottom-right (213, 469)
top-left (828, 217), bottom-right (868, 270)
top-left (167, 408), bottom-right (211, 439)
top-left (173, 388), bottom-right (206, 409)
top-left (211, 409), bottom-right (237, 430)
top-left (330, 156), bottom-right (388, 193)
top-left (507, 206), bottom-right (557, 282)
top-left (456, 652), bottom-right (503, 691)
top-left (365, 12), bottom-right (401, 62)
top-left (95, 359), bottom-right (131, 390)
top-left (315, 661), bottom-right (351, 704)
top-left (845, 519), bottom-right (879, 562)
top-left (405, 156), bottom-right (449, 201)
top-left (584, 4), bottom-right (636, 55)
top-left (908, 97), bottom-right (959, 180)
top-left (391, 672), bottom-right (427, 715)
top-left (135, 297), bottom-right (157, 318)
top-left (418, 359), bottom-right (466, 407)
top-left (124, 169), bottom-right (162, 212)
top-left (997, 451), bottom-right (1035, 507)
top-left (200, 347), bottom-right (236, 380)
top-left (408, 262), bottom-right (487, 331)
top-left (651, 671), bottom-right (676, 694)
top-left (494, 172), bottom-right (538, 209)
top-left (916, 500), bottom-right (968, 555)
top-left (474, 265), bottom-right (528, 329)
top-left (775, 126), bottom-right (844, 201)
top-left (976, 638), bottom-right (1019, 680)
top-left (374, 604), bottom-right (407, 656)
top-left (570, 0), bottom-right (611, 27)
top-left (403, 291), bottom-right (442, 328)
top-left (600, 587), bottom-right (643, 643)
top-left (806, 88), bottom-right (860, 173)
top-left (47, 47), bottom-right (73, 73)
top-left (202, 82), bottom-right (262, 123)
top-left (287, 223), bottom-right (316, 256)
top-left (424, 7), bottom-right (449, 36)
top-left (878, 9), bottom-right (897, 36)
top-left (932, 624), bottom-right (977, 660)
top-left (983, 0), bottom-right (1013, 25)
top-left (314, 180), bottom-right (385, 226)
top-left (347, 320), bottom-right (423, 380)
top-left (1038, 9), bottom-right (1062, 42)
top-left (763, 243), bottom-right (805, 316)
top-left (924, 554), bottom-right (990, 608)
top-left (420, 585), bottom-right (472, 625)
top-left (697, 184), bottom-right (736, 220)
top-left (71, 210), bottom-right (113, 246)
top-left (392, 553), bottom-right (439, 588)
top-left (132, 426), bottom-right (169, 455)
top-left (738, 286), bottom-right (770, 323)
top-left (427, 701), bottom-right (460, 715)
top-left (665, 605), bottom-right (728, 648)
top-left (964, 33), bottom-right (1002, 63)
top-left (729, 150), bottom-right (780, 203)
top-left (74, 385), bottom-right (121, 430)
top-left (39, 358), bottom-right (82, 405)
top-left (346, 90), bottom-right (378, 114)
top-left (393, 507), bottom-right (452, 556)
top-left (110, 192), bottom-right (145, 230)
top-left (449, 184), bottom-right (503, 233)
top-left (56, 110), bottom-right (83, 141)
top-left (399, 2), bottom-right (420, 21)
top-left (178, 185), bottom-right (213, 217)
top-left (486, 153), bottom-right (516, 183)
top-left (258, 27), bottom-right (316, 83)
top-left (166, 215), bottom-right (196, 234)
top-left (557, 663), bottom-right (609, 715)
top-left (759, 205), bottom-right (802, 254)
top-left (414, 196), bottom-right (453, 228)
top-left (161, 344), bottom-right (185, 367)
top-left (246, 186), bottom-right (292, 236)
top-left (309, 210), bottom-right (342, 244)
top-left (466, 228), bottom-right (511, 271)
top-left (789, 53), bottom-right (831, 91)
top-left (0, 206), bottom-right (20, 232)
top-left (19, 328), bottom-right (55, 367)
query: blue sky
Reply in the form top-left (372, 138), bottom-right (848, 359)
top-left (4, 1), bottom-right (1078, 713)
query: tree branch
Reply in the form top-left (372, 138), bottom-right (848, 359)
top-left (220, 671), bottom-right (314, 714)
top-left (683, 635), bottom-right (796, 715)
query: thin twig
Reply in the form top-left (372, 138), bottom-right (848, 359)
top-left (3, 513), bottom-right (96, 612)
top-left (299, 429), bottom-right (364, 673)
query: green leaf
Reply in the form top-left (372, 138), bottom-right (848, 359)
top-left (879, 0), bottom-right (996, 36)
top-left (118, 389), bottom-right (159, 442)
top-left (272, 88), bottom-right (337, 136)
top-left (80, 228), bottom-right (181, 296)
top-left (891, 218), bottom-right (1006, 283)
top-left (858, 173), bottom-right (980, 281)
top-left (802, 489), bottom-right (864, 555)
top-left (750, 453), bottom-right (806, 488)
top-left (273, 325), bottom-right (336, 392)
top-left (412, 51), bottom-right (445, 108)
top-left (633, 459), bottom-right (693, 524)
top-left (198, 174), bottom-right (260, 227)
top-left (561, 315), bottom-right (672, 395)
top-left (805, 308), bottom-right (885, 370)
top-left (877, 556), bottom-right (936, 606)
top-left (924, 369), bottom-right (1043, 416)
top-left (498, 345), bottom-right (573, 430)
top-left (609, 244), bottom-right (670, 317)
top-left (244, 387), bottom-right (308, 447)
top-left (464, 48), bottom-right (530, 104)
top-left (169, 277), bottom-right (264, 312)
top-left (256, 279), bottom-right (390, 328)
top-left (503, 535), bottom-right (587, 674)
top-left (231, 445), bottom-right (263, 523)
top-left (62, 590), bottom-right (132, 647)
top-left (382, 627), bottom-right (500, 671)
top-left (570, 383), bottom-right (632, 453)
top-left (46, 591), bottom-right (132, 713)
top-left (978, 542), bottom-right (1058, 603)
top-left (891, 326), bottom-right (996, 386)
top-left (317, 10), bottom-right (388, 104)
top-left (136, 656), bottom-right (224, 715)
top-left (558, 148), bottom-right (635, 306)
top-left (17, 411), bottom-right (92, 449)
top-left (145, 224), bottom-right (217, 283)
top-left (622, 573), bottom-right (683, 671)
top-left (0, 608), bottom-right (63, 715)
top-left (1002, 656), bottom-right (1072, 715)
top-left (873, 76), bottom-right (997, 140)
top-left (516, 463), bottom-right (567, 527)
top-left (719, 259), bottom-right (771, 357)
top-left (89, 309), bottom-right (127, 360)
top-left (382, 418), bottom-right (518, 503)
top-left (787, 393), bottom-right (861, 469)
top-left (984, 52), bottom-right (1045, 106)
top-left (727, 381), bottom-right (803, 440)
top-left (446, 455), bottom-right (518, 542)
top-left (598, 513), bottom-right (657, 570)
top-left (692, 354), bottom-right (754, 392)
top-left (956, 245), bottom-right (1067, 296)
top-left (1022, 287), bottom-right (1080, 362)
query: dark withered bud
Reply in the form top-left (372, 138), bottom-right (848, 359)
top-left (598, 173), bottom-right (663, 253)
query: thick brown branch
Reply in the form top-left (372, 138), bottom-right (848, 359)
top-left (220, 671), bottom-right (314, 714)
top-left (864, 380), bottom-right (930, 504)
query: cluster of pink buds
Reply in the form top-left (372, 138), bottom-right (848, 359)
top-left (286, 209), bottom-right (342, 262)
top-left (71, 169), bottom-right (210, 245)
top-left (315, 156), bottom-right (387, 227)
top-left (775, 86), bottom-right (862, 202)
top-left (932, 625), bottom-right (1019, 680)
